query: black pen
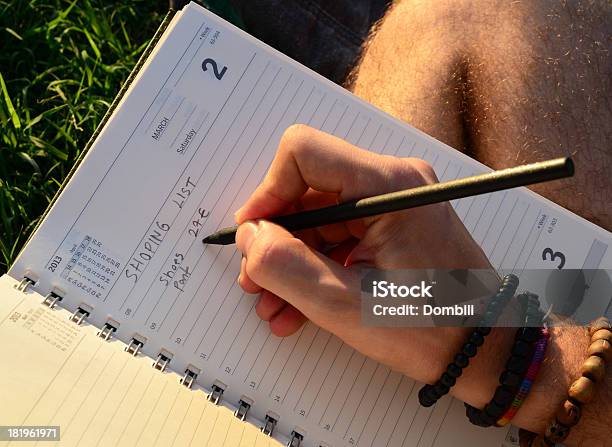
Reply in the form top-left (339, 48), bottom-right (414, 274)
top-left (202, 157), bottom-right (574, 246)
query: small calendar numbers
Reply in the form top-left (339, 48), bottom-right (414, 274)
top-left (149, 322), bottom-right (157, 330)
top-left (547, 217), bottom-right (558, 234)
top-left (199, 352), bottom-right (208, 360)
top-left (273, 395), bottom-right (281, 403)
top-left (9, 312), bottom-right (23, 323)
top-left (202, 57), bottom-right (227, 80)
top-left (47, 255), bottom-right (62, 273)
top-left (298, 409), bottom-right (306, 417)
top-left (175, 337), bottom-right (182, 344)
top-left (224, 366), bottom-right (232, 374)
top-left (322, 424), bottom-right (331, 431)
top-left (248, 381), bottom-right (256, 389)
top-left (209, 30), bottom-right (220, 45)
top-left (199, 26), bottom-right (211, 40)
top-left (542, 247), bottom-right (566, 269)
top-left (536, 213), bottom-right (548, 230)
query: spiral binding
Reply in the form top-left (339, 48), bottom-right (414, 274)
top-left (16, 275), bottom-right (36, 292)
top-left (287, 431), bottom-right (304, 447)
top-left (153, 349), bottom-right (173, 372)
top-left (125, 337), bottom-right (144, 356)
top-left (16, 274), bottom-right (311, 447)
top-left (262, 414), bottom-right (278, 436)
top-left (208, 383), bottom-right (225, 405)
top-left (235, 397), bottom-right (252, 421)
top-left (97, 321), bottom-right (118, 340)
top-left (43, 291), bottom-right (63, 309)
top-left (70, 305), bottom-right (91, 325)
top-left (180, 366), bottom-right (200, 389)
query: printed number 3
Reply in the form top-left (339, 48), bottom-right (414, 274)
top-left (202, 58), bottom-right (227, 80)
top-left (542, 247), bottom-right (566, 269)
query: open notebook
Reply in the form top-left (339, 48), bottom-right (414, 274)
top-left (3, 2), bottom-right (611, 446)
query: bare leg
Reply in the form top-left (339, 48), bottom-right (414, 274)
top-left (349, 0), bottom-right (612, 230)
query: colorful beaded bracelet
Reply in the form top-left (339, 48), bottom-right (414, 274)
top-left (519, 317), bottom-right (612, 446)
top-left (465, 292), bottom-right (545, 427)
top-left (418, 274), bottom-right (519, 408)
top-left (496, 326), bottom-right (549, 426)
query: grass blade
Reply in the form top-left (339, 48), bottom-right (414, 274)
top-left (0, 72), bottom-right (21, 129)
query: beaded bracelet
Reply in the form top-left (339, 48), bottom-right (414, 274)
top-left (519, 317), bottom-right (612, 446)
top-left (418, 274), bottom-right (519, 408)
top-left (465, 292), bottom-right (545, 427)
top-left (496, 327), bottom-right (549, 426)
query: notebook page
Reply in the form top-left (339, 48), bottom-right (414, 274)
top-left (0, 274), bottom-right (281, 447)
top-left (9, 2), bottom-right (611, 445)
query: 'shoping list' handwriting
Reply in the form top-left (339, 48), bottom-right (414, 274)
top-left (159, 252), bottom-right (192, 292)
top-left (125, 220), bottom-right (170, 283)
top-left (173, 176), bottom-right (196, 209)
top-left (122, 178), bottom-right (208, 287)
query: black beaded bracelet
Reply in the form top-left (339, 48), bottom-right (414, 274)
top-left (418, 274), bottom-right (519, 407)
top-left (464, 292), bottom-right (544, 427)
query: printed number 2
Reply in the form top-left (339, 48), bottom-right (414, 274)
top-left (202, 58), bottom-right (227, 80)
top-left (542, 247), bottom-right (566, 269)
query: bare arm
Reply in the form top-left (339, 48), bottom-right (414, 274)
top-left (234, 125), bottom-right (612, 445)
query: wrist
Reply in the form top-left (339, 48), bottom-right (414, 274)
top-left (424, 303), bottom-right (605, 442)
top-left (446, 297), bottom-right (525, 408)
top-left (449, 325), bottom-right (517, 407)
top-left (505, 325), bottom-right (590, 433)
top-left (445, 321), bottom-right (590, 434)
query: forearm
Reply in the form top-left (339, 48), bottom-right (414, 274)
top-left (525, 326), bottom-right (611, 446)
top-left (449, 324), bottom-right (610, 446)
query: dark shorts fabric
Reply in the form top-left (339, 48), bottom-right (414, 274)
top-left (230, 0), bottom-right (391, 84)
top-left (173, 0), bottom-right (392, 84)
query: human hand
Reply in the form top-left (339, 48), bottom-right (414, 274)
top-left (232, 126), bottom-right (600, 439)
top-left (233, 125), bottom-right (506, 397)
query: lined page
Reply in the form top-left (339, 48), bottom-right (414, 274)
top-left (0, 274), bottom-right (281, 447)
top-left (9, 2), bottom-right (611, 446)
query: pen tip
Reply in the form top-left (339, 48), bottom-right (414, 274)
top-left (564, 157), bottom-right (575, 176)
top-left (201, 227), bottom-right (237, 245)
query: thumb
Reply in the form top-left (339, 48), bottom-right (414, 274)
top-left (236, 220), bottom-right (360, 328)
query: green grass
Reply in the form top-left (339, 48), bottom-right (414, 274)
top-left (0, 0), bottom-right (242, 274)
top-left (0, 0), bottom-right (247, 274)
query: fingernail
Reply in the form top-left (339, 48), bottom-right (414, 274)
top-left (345, 248), bottom-right (372, 268)
top-left (238, 256), bottom-right (246, 284)
top-left (236, 220), bottom-right (258, 255)
top-left (234, 206), bottom-right (245, 223)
